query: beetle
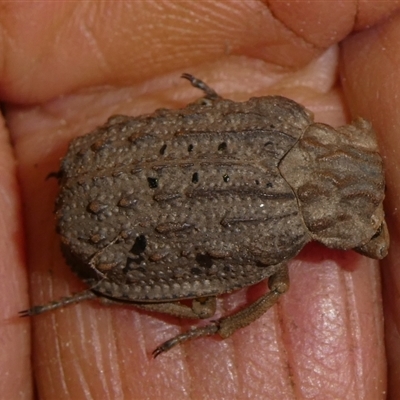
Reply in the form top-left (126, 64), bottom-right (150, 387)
top-left (22, 74), bottom-right (389, 357)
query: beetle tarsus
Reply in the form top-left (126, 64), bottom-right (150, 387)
top-left (152, 323), bottom-right (220, 358)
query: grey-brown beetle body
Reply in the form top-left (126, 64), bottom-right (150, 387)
top-left (23, 74), bottom-right (389, 356)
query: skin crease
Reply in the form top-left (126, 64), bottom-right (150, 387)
top-left (1, 2), bottom-right (399, 399)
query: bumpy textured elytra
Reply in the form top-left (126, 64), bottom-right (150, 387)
top-left (23, 74), bottom-right (389, 357)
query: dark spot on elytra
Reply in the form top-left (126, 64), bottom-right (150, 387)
top-left (218, 142), bottom-right (227, 151)
top-left (147, 177), bottom-right (158, 189)
top-left (266, 182), bottom-right (273, 188)
top-left (160, 144), bottom-right (167, 155)
top-left (188, 144), bottom-right (194, 152)
top-left (124, 235), bottom-right (147, 270)
top-left (191, 267), bottom-right (202, 275)
top-left (223, 265), bottom-right (233, 273)
top-left (223, 174), bottom-right (230, 183)
top-left (192, 172), bottom-right (199, 183)
top-left (131, 234), bottom-right (147, 255)
top-left (195, 253), bottom-right (213, 269)
top-left (255, 179), bottom-right (260, 185)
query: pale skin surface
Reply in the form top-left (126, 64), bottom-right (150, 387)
top-left (1, 2), bottom-right (400, 399)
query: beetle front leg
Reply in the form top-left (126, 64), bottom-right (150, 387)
top-left (153, 264), bottom-right (289, 357)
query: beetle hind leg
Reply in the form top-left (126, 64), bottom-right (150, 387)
top-left (153, 264), bottom-right (289, 357)
top-left (19, 290), bottom-right (96, 316)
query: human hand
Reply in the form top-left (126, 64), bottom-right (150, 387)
top-left (2, 2), bottom-right (399, 399)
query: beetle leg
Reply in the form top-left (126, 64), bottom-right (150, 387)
top-left (217, 264), bottom-right (289, 337)
top-left (133, 296), bottom-right (216, 319)
top-left (181, 73), bottom-right (221, 101)
top-left (152, 264), bottom-right (289, 357)
top-left (19, 290), bottom-right (96, 316)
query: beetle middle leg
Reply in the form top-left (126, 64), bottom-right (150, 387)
top-left (181, 73), bottom-right (221, 102)
top-left (132, 296), bottom-right (217, 319)
top-left (152, 264), bottom-right (289, 357)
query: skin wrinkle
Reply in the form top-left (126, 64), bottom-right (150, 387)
top-left (135, 3), bottom-right (221, 69)
top-left (105, 315), bottom-right (124, 399)
top-left (72, 311), bottom-right (94, 399)
top-left (185, 297), bottom-right (239, 399)
top-left (72, 3), bottom-right (114, 77)
top-left (66, 310), bottom-right (84, 397)
top-left (0, 21), bottom-right (10, 80)
top-left (108, 319), bottom-right (123, 398)
top-left (168, 2), bottom-right (231, 32)
top-left (0, 23), bottom-right (23, 92)
top-left (148, 4), bottom-right (242, 64)
top-left (64, 310), bottom-right (92, 400)
top-left (266, 0), bottom-right (364, 50)
top-left (286, 263), bottom-right (347, 399)
top-left (51, 313), bottom-right (70, 399)
top-left (264, 0), bottom-right (322, 50)
top-left (344, 269), bottom-right (365, 399)
top-left (88, 312), bottom-right (110, 397)
top-left (342, 269), bottom-right (359, 399)
top-left (14, 17), bottom-right (57, 98)
top-left (72, 348), bottom-right (93, 400)
top-left (234, 294), bottom-right (252, 395)
top-left (148, 317), bottom-right (190, 398)
top-left (118, 316), bottom-right (136, 399)
top-left (221, 312), bottom-right (238, 397)
top-left (354, 0), bottom-right (360, 27)
top-left (222, 294), bottom-right (239, 398)
top-left (226, 350), bottom-right (239, 399)
top-left (0, 3), bottom-right (323, 102)
top-left (276, 296), bottom-right (299, 400)
top-left (104, 320), bottom-right (121, 398)
top-left (77, 19), bottom-right (109, 76)
top-left (369, 263), bottom-right (384, 391)
top-left (220, 343), bottom-right (239, 398)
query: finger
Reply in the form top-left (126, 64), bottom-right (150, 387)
top-left (10, 54), bottom-right (384, 399)
top-left (0, 1), bottom-right (397, 103)
top-left (0, 114), bottom-right (31, 397)
top-left (340, 12), bottom-right (400, 399)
